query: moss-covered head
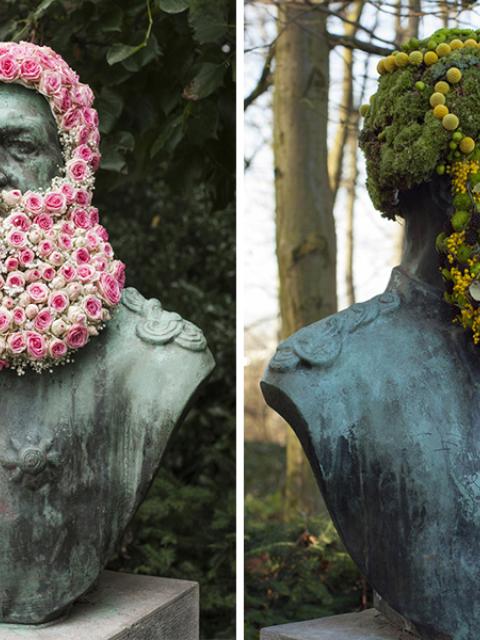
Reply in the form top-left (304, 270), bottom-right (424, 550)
top-left (359, 28), bottom-right (480, 219)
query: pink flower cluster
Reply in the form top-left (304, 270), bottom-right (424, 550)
top-left (0, 42), bottom-right (125, 373)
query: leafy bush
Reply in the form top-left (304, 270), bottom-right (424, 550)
top-left (0, 1), bottom-right (235, 638)
top-left (245, 443), bottom-right (369, 640)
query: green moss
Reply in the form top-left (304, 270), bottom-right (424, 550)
top-left (359, 29), bottom-right (480, 218)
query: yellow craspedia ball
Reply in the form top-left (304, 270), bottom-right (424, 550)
top-left (433, 104), bottom-right (449, 119)
top-left (450, 39), bottom-right (464, 49)
top-left (409, 50), bottom-right (423, 65)
top-left (442, 113), bottom-right (459, 130)
top-left (430, 92), bottom-right (446, 107)
top-left (424, 51), bottom-right (438, 66)
top-left (434, 81), bottom-right (450, 94)
top-left (464, 38), bottom-right (478, 48)
top-left (460, 136), bottom-right (475, 154)
top-left (436, 42), bottom-right (451, 57)
top-left (377, 59), bottom-right (386, 75)
top-left (447, 67), bottom-right (462, 83)
top-left (395, 52), bottom-right (409, 67)
top-left (383, 55), bottom-right (397, 72)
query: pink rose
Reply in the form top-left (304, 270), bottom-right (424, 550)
top-left (6, 271), bottom-right (25, 289)
top-left (51, 319), bottom-right (67, 337)
top-left (37, 50), bottom-right (56, 71)
top-left (58, 234), bottom-right (72, 250)
top-left (26, 282), bottom-right (49, 303)
top-left (74, 144), bottom-right (93, 163)
top-left (74, 247), bottom-right (90, 264)
top-left (49, 338), bottom-right (67, 359)
top-left (89, 129), bottom-right (100, 147)
top-left (26, 332), bottom-right (47, 359)
top-left (84, 295), bottom-right (102, 320)
top-left (99, 273), bottom-right (121, 305)
top-left (71, 83), bottom-right (94, 107)
top-left (90, 153), bottom-right (101, 171)
top-left (0, 310), bottom-right (12, 333)
top-left (95, 225), bottom-right (109, 242)
top-left (6, 212), bottom-right (30, 231)
top-left (24, 192), bottom-right (44, 215)
top-left (0, 55), bottom-right (19, 81)
top-left (3, 297), bottom-right (13, 310)
top-left (0, 359), bottom-right (9, 370)
top-left (86, 231), bottom-right (99, 250)
top-left (52, 87), bottom-right (71, 113)
top-left (5, 257), bottom-right (18, 271)
top-left (42, 265), bottom-right (55, 281)
top-left (67, 282), bottom-right (83, 300)
top-left (60, 183), bottom-right (75, 204)
top-left (77, 264), bottom-right (95, 282)
top-left (25, 304), bottom-right (39, 320)
top-left (82, 108), bottom-right (99, 127)
top-left (93, 256), bottom-right (107, 272)
top-left (114, 262), bottom-right (126, 288)
top-left (60, 264), bottom-right (76, 281)
top-left (38, 239), bottom-right (54, 257)
top-left (61, 221), bottom-right (75, 236)
top-left (39, 71), bottom-right (62, 96)
top-left (20, 58), bottom-right (42, 82)
top-left (49, 251), bottom-right (64, 267)
top-left (103, 242), bottom-right (113, 258)
top-left (66, 324), bottom-right (88, 349)
top-left (34, 309), bottom-right (53, 332)
top-left (7, 332), bottom-right (26, 354)
top-left (71, 208), bottom-right (90, 229)
top-left (7, 230), bottom-right (26, 248)
top-left (25, 268), bottom-right (41, 283)
top-left (48, 290), bottom-right (69, 313)
top-left (89, 208), bottom-right (99, 226)
top-left (74, 189), bottom-right (91, 206)
top-left (2, 189), bottom-right (22, 207)
top-left (67, 158), bottom-right (89, 182)
top-left (12, 307), bottom-right (25, 325)
top-left (44, 191), bottom-right (67, 215)
top-left (62, 108), bottom-right (82, 131)
top-left (77, 127), bottom-right (90, 145)
top-left (19, 248), bottom-right (34, 266)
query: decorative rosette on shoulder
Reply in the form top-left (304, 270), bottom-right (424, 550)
top-left (359, 28), bottom-right (480, 348)
top-left (0, 41), bottom-right (125, 374)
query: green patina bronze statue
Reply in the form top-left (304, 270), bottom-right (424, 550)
top-left (0, 42), bottom-right (214, 624)
top-left (263, 28), bottom-right (480, 640)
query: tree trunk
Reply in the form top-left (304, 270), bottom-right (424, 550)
top-left (274, 4), bottom-right (336, 519)
top-left (345, 115), bottom-right (359, 306)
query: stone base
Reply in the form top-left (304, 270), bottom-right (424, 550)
top-left (0, 570), bottom-right (199, 639)
top-left (260, 609), bottom-right (410, 640)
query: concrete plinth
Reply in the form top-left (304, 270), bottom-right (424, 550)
top-left (0, 570), bottom-right (199, 639)
top-left (261, 609), bottom-right (413, 640)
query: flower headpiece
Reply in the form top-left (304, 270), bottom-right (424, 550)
top-left (360, 28), bottom-right (480, 347)
top-left (0, 41), bottom-right (125, 374)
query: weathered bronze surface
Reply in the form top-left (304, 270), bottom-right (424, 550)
top-left (0, 84), bottom-right (215, 624)
top-left (262, 181), bottom-right (476, 640)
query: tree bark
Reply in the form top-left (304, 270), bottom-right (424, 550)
top-left (274, 4), bottom-right (336, 518)
top-left (345, 115), bottom-right (359, 306)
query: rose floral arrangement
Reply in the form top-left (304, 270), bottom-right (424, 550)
top-left (359, 28), bottom-right (480, 348)
top-left (0, 41), bottom-right (125, 374)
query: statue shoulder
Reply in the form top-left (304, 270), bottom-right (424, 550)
top-left (107, 287), bottom-right (215, 381)
top-left (267, 290), bottom-right (401, 374)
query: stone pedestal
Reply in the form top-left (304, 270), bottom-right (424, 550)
top-left (0, 570), bottom-right (199, 639)
top-left (260, 609), bottom-right (410, 640)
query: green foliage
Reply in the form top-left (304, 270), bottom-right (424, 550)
top-left (0, 1), bottom-right (235, 638)
top-left (244, 443), bottom-right (369, 640)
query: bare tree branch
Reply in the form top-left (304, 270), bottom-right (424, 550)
top-left (327, 32), bottom-right (392, 56)
top-left (245, 44), bottom-right (275, 110)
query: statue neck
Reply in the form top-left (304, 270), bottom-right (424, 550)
top-left (398, 184), bottom-right (450, 290)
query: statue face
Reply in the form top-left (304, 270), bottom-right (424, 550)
top-left (0, 84), bottom-right (63, 196)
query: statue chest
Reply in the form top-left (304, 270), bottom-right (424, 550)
top-left (0, 359), bottom-right (165, 624)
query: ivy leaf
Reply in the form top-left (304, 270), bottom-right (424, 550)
top-left (102, 7), bottom-right (124, 32)
top-left (183, 63), bottom-right (225, 101)
top-left (157, 0), bottom-right (190, 13)
top-left (150, 115), bottom-right (184, 158)
top-left (100, 131), bottom-right (135, 173)
top-left (96, 87), bottom-right (124, 134)
top-left (188, 0), bottom-right (228, 44)
top-left (106, 43), bottom-right (143, 66)
top-left (33, 0), bottom-right (59, 19)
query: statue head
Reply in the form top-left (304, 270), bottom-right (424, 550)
top-left (0, 41), bottom-right (125, 374)
top-left (359, 28), bottom-right (480, 347)
top-left (0, 83), bottom-right (63, 194)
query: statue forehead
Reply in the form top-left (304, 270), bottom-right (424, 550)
top-left (0, 83), bottom-right (56, 130)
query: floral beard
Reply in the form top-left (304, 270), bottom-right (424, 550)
top-left (0, 41), bottom-right (125, 374)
